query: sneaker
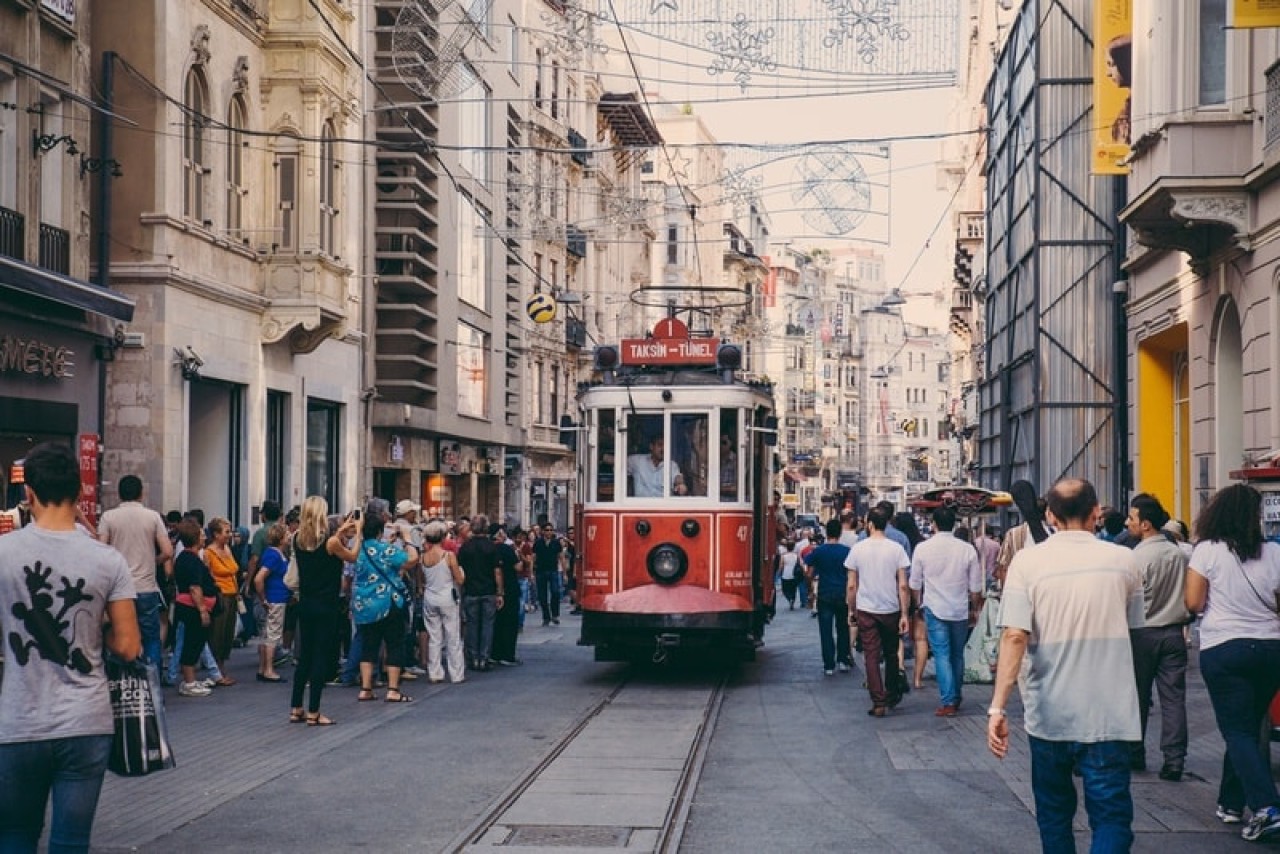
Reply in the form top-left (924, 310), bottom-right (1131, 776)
top-left (551, 618), bottom-right (560, 625)
top-left (199, 678), bottom-right (217, 690)
top-left (1217, 806), bottom-right (1244, 824)
top-left (1241, 806), bottom-right (1280, 842)
top-left (178, 681), bottom-right (211, 697)
top-left (836, 662), bottom-right (851, 673)
top-left (495, 658), bottom-right (523, 666)
top-left (406, 666), bottom-right (427, 676)
top-left (824, 669), bottom-right (835, 676)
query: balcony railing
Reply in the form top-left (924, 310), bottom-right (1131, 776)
top-left (566, 224), bottom-right (587, 258)
top-left (38, 223), bottom-right (69, 275)
top-left (0, 206), bottom-right (23, 261)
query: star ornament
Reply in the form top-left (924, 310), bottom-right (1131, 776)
top-left (650, 0), bottom-right (677, 13)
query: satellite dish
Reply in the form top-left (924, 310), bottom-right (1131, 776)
top-left (393, 0), bottom-right (493, 101)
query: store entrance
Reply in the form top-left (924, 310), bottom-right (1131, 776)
top-left (0, 397), bottom-right (77, 510)
top-left (187, 380), bottom-right (244, 524)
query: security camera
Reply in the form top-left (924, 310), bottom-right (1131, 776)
top-left (183, 346), bottom-right (204, 368)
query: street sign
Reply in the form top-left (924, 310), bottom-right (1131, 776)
top-left (619, 337), bottom-right (719, 365)
top-left (1263, 491), bottom-right (1280, 523)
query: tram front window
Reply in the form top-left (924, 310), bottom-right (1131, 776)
top-left (671, 413), bottom-right (708, 497)
top-left (596, 409), bottom-right (616, 501)
top-left (719, 410), bottom-right (740, 501)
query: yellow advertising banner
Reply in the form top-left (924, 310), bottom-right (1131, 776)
top-left (1233, 0), bottom-right (1280, 28)
top-left (1093, 0), bottom-right (1132, 175)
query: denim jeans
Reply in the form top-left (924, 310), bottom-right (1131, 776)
top-left (815, 596), bottom-right (851, 670)
top-left (923, 607), bottom-right (969, 707)
top-left (1199, 638), bottom-right (1280, 813)
top-left (0, 734), bottom-right (113, 853)
top-left (463, 594), bottom-right (498, 665)
top-left (135, 592), bottom-right (164, 669)
top-left (517, 577), bottom-right (531, 628)
top-left (341, 624), bottom-right (363, 684)
top-left (165, 621), bottom-right (222, 684)
top-left (535, 572), bottom-right (561, 623)
top-left (1028, 736), bottom-right (1134, 854)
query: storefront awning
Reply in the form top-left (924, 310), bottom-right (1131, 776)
top-left (0, 255), bottom-right (134, 322)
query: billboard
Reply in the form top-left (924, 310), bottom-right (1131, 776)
top-left (1092, 0), bottom-right (1132, 175)
top-left (1233, 0), bottom-right (1280, 28)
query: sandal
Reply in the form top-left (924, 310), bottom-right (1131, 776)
top-left (306, 713), bottom-right (336, 727)
top-left (384, 690), bottom-right (413, 703)
top-left (213, 677), bottom-right (236, 687)
top-left (357, 689), bottom-right (378, 702)
top-left (288, 708), bottom-right (306, 723)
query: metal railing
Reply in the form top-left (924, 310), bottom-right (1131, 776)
top-left (0, 206), bottom-right (23, 261)
top-left (39, 223), bottom-right (70, 275)
top-left (1266, 60), bottom-right (1280, 154)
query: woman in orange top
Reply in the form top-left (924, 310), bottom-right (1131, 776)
top-left (204, 517), bottom-right (241, 686)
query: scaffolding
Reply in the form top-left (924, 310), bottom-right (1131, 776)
top-left (977, 0), bottom-right (1125, 503)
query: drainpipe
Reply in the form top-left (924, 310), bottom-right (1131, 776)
top-left (95, 52), bottom-right (116, 490)
top-left (1112, 175), bottom-right (1129, 506)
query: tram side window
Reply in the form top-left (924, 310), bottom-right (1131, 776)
top-left (626, 413), bottom-right (684, 497)
top-left (719, 410), bottom-right (739, 501)
top-left (596, 409), bottom-right (616, 501)
top-left (671, 413), bottom-right (708, 497)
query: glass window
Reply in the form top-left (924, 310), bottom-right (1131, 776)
top-left (319, 121), bottom-right (337, 256)
top-left (719, 409), bottom-right (740, 501)
top-left (226, 96), bottom-right (246, 239)
top-left (0, 71), bottom-right (16, 210)
top-left (457, 321), bottom-right (488, 418)
top-left (625, 413), bottom-right (673, 498)
top-left (275, 138), bottom-right (299, 251)
top-left (457, 64), bottom-right (489, 181)
top-left (670, 413), bottom-right (708, 497)
top-left (595, 408), bottom-right (616, 501)
top-left (266, 389), bottom-right (288, 505)
top-left (457, 192), bottom-right (488, 309)
top-left (1199, 0), bottom-right (1226, 106)
top-left (183, 69), bottom-right (209, 223)
top-left (306, 398), bottom-right (340, 508)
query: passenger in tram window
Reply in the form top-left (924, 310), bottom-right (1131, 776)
top-left (719, 433), bottom-right (739, 500)
top-left (627, 436), bottom-right (686, 498)
top-left (672, 414), bottom-right (708, 497)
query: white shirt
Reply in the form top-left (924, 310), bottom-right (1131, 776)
top-left (844, 536), bottom-right (909, 615)
top-left (1189, 539), bottom-right (1280, 650)
top-left (908, 531), bottom-right (982, 622)
top-left (778, 550), bottom-right (799, 580)
top-left (837, 529), bottom-right (859, 548)
top-left (627, 454), bottom-right (680, 497)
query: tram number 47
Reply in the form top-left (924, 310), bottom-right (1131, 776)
top-left (587, 525), bottom-right (597, 541)
top-left (737, 525), bottom-right (749, 542)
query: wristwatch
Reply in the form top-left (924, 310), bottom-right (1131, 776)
top-left (987, 707), bottom-right (1006, 717)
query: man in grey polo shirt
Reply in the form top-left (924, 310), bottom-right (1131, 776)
top-left (987, 478), bottom-right (1144, 853)
top-left (99, 474), bottom-right (173, 669)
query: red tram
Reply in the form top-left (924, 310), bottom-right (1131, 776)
top-left (572, 318), bottom-right (778, 662)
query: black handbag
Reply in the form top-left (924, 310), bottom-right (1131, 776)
top-left (106, 658), bottom-right (176, 776)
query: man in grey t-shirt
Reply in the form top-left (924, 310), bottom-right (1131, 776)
top-left (0, 442), bottom-right (141, 851)
top-left (99, 474), bottom-right (173, 670)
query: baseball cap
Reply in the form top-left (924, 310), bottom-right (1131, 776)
top-left (395, 499), bottom-right (420, 517)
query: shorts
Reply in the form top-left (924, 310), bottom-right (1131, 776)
top-left (263, 602), bottom-right (287, 647)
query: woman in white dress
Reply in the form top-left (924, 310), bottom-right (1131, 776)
top-left (417, 520), bottom-right (467, 683)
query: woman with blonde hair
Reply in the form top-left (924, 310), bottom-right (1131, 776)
top-left (418, 520), bottom-right (466, 683)
top-left (204, 517), bottom-right (240, 686)
top-left (287, 496), bottom-right (358, 725)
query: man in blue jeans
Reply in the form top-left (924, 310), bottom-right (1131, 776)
top-left (0, 441), bottom-right (142, 852)
top-left (99, 474), bottom-right (174, 670)
top-left (908, 503), bottom-right (983, 716)
top-left (987, 478), bottom-right (1144, 853)
top-left (803, 518), bottom-right (853, 676)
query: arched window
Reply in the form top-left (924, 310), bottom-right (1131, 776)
top-left (1213, 298), bottom-right (1243, 488)
top-left (226, 95), bottom-right (246, 239)
top-left (183, 68), bottom-right (210, 223)
top-left (319, 121), bottom-right (337, 256)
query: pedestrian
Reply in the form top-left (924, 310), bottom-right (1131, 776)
top-left (844, 504), bottom-right (911, 717)
top-left (351, 506), bottom-right (417, 703)
top-left (803, 518), bottom-right (853, 676)
top-left (1184, 483), bottom-right (1280, 842)
top-left (908, 504), bottom-right (982, 717)
top-left (777, 538), bottom-right (800, 608)
top-left (98, 474), bottom-right (173, 670)
top-left (987, 478), bottom-right (1144, 853)
top-left (532, 522), bottom-right (564, 626)
top-left (253, 523), bottom-right (291, 684)
top-left (458, 513), bottom-right (504, 670)
top-left (490, 523), bottom-right (524, 666)
top-left (418, 520), bottom-right (466, 683)
top-left (0, 441), bottom-right (142, 852)
top-left (173, 519), bottom-right (221, 698)
top-left (1124, 493), bottom-right (1190, 780)
top-left (894, 510), bottom-right (927, 691)
top-left (288, 497), bottom-right (358, 726)
top-left (203, 517), bottom-right (240, 686)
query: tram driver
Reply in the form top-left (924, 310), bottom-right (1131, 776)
top-left (627, 436), bottom-right (688, 498)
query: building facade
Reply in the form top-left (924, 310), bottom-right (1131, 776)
top-left (95, 0), bottom-right (365, 522)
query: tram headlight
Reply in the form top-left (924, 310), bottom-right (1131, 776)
top-left (647, 543), bottom-right (688, 585)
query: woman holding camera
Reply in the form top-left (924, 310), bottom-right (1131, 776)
top-left (287, 497), bottom-right (358, 726)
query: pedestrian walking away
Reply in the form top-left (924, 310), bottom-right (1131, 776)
top-left (987, 477), bottom-right (1144, 853)
top-left (844, 505), bottom-right (911, 717)
top-left (804, 518), bottom-right (853, 676)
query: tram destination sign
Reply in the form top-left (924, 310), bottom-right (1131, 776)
top-left (619, 336), bottom-right (720, 366)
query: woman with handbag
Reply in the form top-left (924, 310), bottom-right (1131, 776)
top-left (288, 498), bottom-right (358, 725)
top-left (1185, 483), bottom-right (1280, 842)
top-left (203, 518), bottom-right (241, 686)
top-left (351, 510), bottom-right (418, 703)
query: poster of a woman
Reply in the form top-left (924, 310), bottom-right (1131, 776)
top-left (1092, 0), bottom-right (1131, 175)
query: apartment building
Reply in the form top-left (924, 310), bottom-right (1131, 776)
top-left (0, 0), bottom-right (133, 525)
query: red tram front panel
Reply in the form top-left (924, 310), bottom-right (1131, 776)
top-left (579, 513), bottom-right (617, 604)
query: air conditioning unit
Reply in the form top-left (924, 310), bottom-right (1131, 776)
top-left (375, 166), bottom-right (418, 201)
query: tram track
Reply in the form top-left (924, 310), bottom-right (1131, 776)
top-left (447, 671), bottom-right (729, 853)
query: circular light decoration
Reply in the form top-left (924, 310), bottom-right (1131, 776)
top-left (792, 146), bottom-right (872, 237)
top-left (526, 293), bottom-right (558, 324)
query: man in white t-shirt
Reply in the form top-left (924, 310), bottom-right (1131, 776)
top-left (987, 477), bottom-right (1143, 853)
top-left (626, 436), bottom-right (686, 498)
top-left (909, 503), bottom-right (982, 717)
top-left (99, 475), bottom-right (173, 670)
top-left (844, 504), bottom-right (910, 716)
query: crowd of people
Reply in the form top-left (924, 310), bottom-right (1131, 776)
top-left (778, 480), bottom-right (1280, 848)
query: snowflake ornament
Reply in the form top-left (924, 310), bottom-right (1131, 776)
top-left (820, 0), bottom-right (911, 63)
top-left (720, 163), bottom-right (763, 210)
top-left (706, 14), bottom-right (777, 93)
